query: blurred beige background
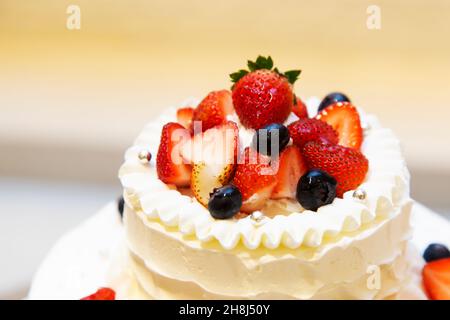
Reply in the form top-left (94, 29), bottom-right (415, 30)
top-left (0, 0), bottom-right (449, 298)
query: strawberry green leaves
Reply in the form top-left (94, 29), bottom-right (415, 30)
top-left (248, 56), bottom-right (273, 71)
top-left (283, 70), bottom-right (301, 85)
top-left (229, 69), bottom-right (249, 83)
top-left (230, 55), bottom-right (301, 85)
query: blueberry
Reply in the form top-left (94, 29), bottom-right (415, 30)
top-left (423, 243), bottom-right (450, 262)
top-left (296, 169), bottom-right (337, 211)
top-left (208, 185), bottom-right (242, 219)
top-left (251, 123), bottom-right (290, 156)
top-left (318, 92), bottom-right (350, 112)
top-left (117, 196), bottom-right (125, 219)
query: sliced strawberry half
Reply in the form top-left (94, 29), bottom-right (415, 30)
top-left (288, 118), bottom-right (338, 148)
top-left (423, 257), bottom-right (450, 300)
top-left (81, 288), bottom-right (116, 300)
top-left (181, 122), bottom-right (238, 206)
top-left (192, 90), bottom-right (234, 133)
top-left (316, 101), bottom-right (363, 149)
top-left (233, 147), bottom-right (277, 212)
top-left (180, 121), bottom-right (238, 165)
top-left (302, 141), bottom-right (368, 197)
top-left (156, 122), bottom-right (192, 187)
top-left (176, 107), bottom-right (194, 130)
top-left (271, 145), bottom-right (308, 199)
top-left (292, 96), bottom-right (308, 119)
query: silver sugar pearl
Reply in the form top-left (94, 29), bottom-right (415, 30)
top-left (353, 189), bottom-right (367, 201)
top-left (138, 150), bottom-right (152, 164)
top-left (250, 211), bottom-right (265, 223)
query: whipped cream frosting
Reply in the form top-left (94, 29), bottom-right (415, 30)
top-left (124, 200), bottom-right (414, 299)
top-left (119, 98), bottom-right (411, 250)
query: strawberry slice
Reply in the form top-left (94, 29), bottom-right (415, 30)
top-left (316, 101), bottom-right (363, 149)
top-left (292, 96), bottom-right (308, 119)
top-left (302, 141), bottom-right (368, 197)
top-left (181, 122), bottom-right (238, 206)
top-left (81, 288), bottom-right (116, 300)
top-left (176, 107), bottom-right (194, 130)
top-left (233, 147), bottom-right (277, 212)
top-left (192, 90), bottom-right (234, 133)
top-left (271, 145), bottom-right (308, 199)
top-left (156, 122), bottom-right (192, 187)
top-left (423, 258), bottom-right (450, 300)
top-left (288, 118), bottom-right (338, 148)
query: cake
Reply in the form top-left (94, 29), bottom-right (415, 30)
top-left (115, 56), bottom-right (447, 300)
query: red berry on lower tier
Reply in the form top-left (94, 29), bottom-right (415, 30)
top-left (422, 258), bottom-right (450, 300)
top-left (81, 287), bottom-right (116, 300)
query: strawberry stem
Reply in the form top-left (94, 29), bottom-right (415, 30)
top-left (230, 55), bottom-right (301, 84)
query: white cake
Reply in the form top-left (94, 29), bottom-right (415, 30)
top-left (118, 98), bottom-right (419, 299)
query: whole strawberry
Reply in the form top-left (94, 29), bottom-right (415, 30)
top-left (230, 56), bottom-right (301, 129)
top-left (288, 118), bottom-right (338, 148)
top-left (302, 141), bottom-right (368, 197)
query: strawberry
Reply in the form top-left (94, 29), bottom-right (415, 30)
top-left (292, 96), bottom-right (308, 119)
top-left (192, 90), bottom-right (234, 133)
top-left (302, 141), bottom-right (368, 197)
top-left (81, 287), bottom-right (115, 300)
top-left (156, 122), bottom-right (192, 187)
top-left (423, 258), bottom-right (450, 300)
top-left (182, 122), bottom-right (238, 206)
top-left (271, 145), bottom-right (308, 199)
top-left (233, 147), bottom-right (277, 212)
top-left (316, 101), bottom-right (363, 149)
top-left (230, 56), bottom-right (300, 129)
top-left (176, 107), bottom-right (194, 130)
top-left (288, 118), bottom-right (338, 148)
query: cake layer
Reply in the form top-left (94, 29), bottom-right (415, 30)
top-left (124, 200), bottom-right (413, 299)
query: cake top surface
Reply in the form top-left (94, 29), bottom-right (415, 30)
top-left (119, 56), bottom-right (410, 250)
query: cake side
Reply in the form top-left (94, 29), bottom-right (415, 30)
top-left (124, 199), bottom-right (413, 299)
